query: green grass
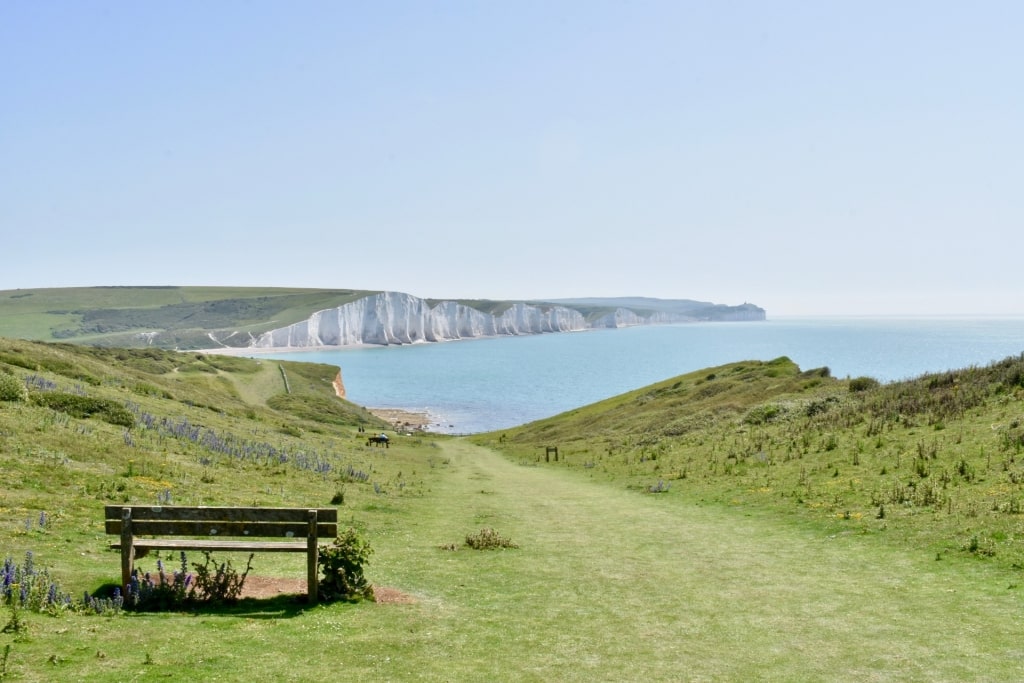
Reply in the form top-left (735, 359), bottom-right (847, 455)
top-left (3, 339), bottom-right (1024, 680)
top-left (473, 355), bottom-right (1024, 571)
top-left (0, 286), bottom-right (378, 348)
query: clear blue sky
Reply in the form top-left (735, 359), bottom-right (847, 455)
top-left (2, 1), bottom-right (1021, 316)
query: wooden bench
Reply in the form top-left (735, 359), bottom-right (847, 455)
top-left (105, 505), bottom-right (337, 605)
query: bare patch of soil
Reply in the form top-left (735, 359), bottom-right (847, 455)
top-left (240, 577), bottom-right (414, 604)
top-left (240, 576), bottom-right (306, 599)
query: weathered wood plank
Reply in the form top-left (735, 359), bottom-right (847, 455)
top-left (105, 520), bottom-right (337, 537)
top-left (104, 506), bottom-right (337, 524)
top-left (111, 539), bottom-right (309, 552)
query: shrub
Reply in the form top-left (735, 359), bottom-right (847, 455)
top-left (29, 392), bottom-right (135, 427)
top-left (125, 551), bottom-right (253, 611)
top-left (3, 551), bottom-right (126, 617)
top-left (798, 366), bottom-right (831, 379)
top-left (280, 423), bottom-right (302, 437)
top-left (2, 552), bottom-right (74, 614)
top-left (126, 553), bottom-right (192, 611)
top-left (805, 396), bottom-right (839, 417)
top-left (318, 529), bottom-right (375, 602)
top-left (465, 527), bottom-right (518, 550)
top-left (132, 382), bottom-right (171, 398)
top-left (0, 352), bottom-right (36, 370)
top-left (849, 376), bottom-right (880, 392)
top-left (190, 552), bottom-right (253, 605)
top-left (744, 404), bottom-right (782, 425)
top-left (648, 479), bottom-right (671, 493)
top-left (0, 374), bottom-right (27, 402)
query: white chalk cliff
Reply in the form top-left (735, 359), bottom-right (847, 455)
top-left (250, 291), bottom-right (762, 349)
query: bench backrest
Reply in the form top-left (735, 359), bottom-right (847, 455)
top-left (105, 506), bottom-right (338, 539)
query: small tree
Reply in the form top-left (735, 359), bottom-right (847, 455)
top-left (318, 529), bottom-right (374, 602)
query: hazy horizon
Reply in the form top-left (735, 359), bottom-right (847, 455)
top-left (3, 2), bottom-right (1022, 316)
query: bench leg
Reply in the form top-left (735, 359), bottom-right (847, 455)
top-left (307, 509), bottom-right (319, 605)
top-left (120, 508), bottom-right (134, 599)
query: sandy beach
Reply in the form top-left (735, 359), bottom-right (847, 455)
top-left (198, 344), bottom-right (374, 356)
top-left (367, 407), bottom-right (435, 432)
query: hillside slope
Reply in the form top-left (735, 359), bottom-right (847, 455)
top-left (0, 286), bottom-right (765, 350)
top-left (3, 339), bottom-right (1024, 680)
top-left (0, 286), bottom-right (376, 349)
top-left (473, 354), bottom-right (1024, 569)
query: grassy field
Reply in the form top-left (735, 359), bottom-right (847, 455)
top-left (2, 338), bottom-right (1024, 680)
top-left (0, 286), bottom-right (376, 349)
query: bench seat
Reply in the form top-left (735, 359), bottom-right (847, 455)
top-left (111, 538), bottom-right (311, 553)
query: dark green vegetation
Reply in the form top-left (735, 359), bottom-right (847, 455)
top-left (474, 355), bottom-right (1024, 570)
top-left (4, 336), bottom-right (1024, 680)
top-left (317, 529), bottom-right (376, 603)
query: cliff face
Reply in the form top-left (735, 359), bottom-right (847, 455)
top-left (251, 291), bottom-right (763, 349)
top-left (252, 292), bottom-right (589, 348)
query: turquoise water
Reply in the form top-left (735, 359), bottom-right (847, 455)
top-left (259, 318), bottom-right (1024, 434)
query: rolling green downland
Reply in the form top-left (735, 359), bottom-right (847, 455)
top-left (0, 287), bottom-right (761, 352)
top-left (0, 286), bottom-right (379, 349)
top-left (2, 340), bottom-right (1024, 681)
top-left (2, 287), bottom-right (597, 349)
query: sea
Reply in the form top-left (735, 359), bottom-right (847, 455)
top-left (255, 317), bottom-right (1024, 435)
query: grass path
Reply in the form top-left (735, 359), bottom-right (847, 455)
top-left (358, 439), bottom-right (1024, 681)
top-left (225, 359), bottom-right (288, 405)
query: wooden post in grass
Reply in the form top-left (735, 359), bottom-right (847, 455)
top-left (546, 446), bottom-right (558, 462)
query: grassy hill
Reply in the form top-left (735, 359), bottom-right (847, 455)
top-left (473, 354), bottom-right (1024, 568)
top-left (0, 337), bottom-right (391, 581)
top-left (3, 338), bottom-right (1024, 680)
top-left (0, 286), bottom-right (377, 349)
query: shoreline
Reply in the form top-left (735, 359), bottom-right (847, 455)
top-left (197, 344), bottom-right (379, 356)
top-left (367, 407), bottom-right (437, 432)
top-left (369, 406), bottom-right (463, 435)
top-left (192, 329), bottom-right (603, 357)
top-left (199, 345), bottom-right (456, 433)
